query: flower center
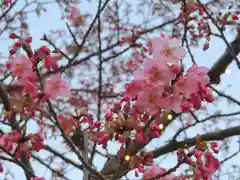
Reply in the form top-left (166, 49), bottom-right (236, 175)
top-left (151, 67), bottom-right (161, 79)
top-left (148, 95), bottom-right (156, 104)
top-left (55, 81), bottom-right (61, 89)
top-left (163, 48), bottom-right (172, 57)
top-left (16, 64), bottom-right (24, 72)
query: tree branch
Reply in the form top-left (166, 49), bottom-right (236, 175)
top-left (151, 125), bottom-right (240, 158)
top-left (208, 34), bottom-right (240, 84)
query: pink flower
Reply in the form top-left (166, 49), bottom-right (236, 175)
top-left (157, 94), bottom-right (183, 113)
top-left (187, 64), bottom-right (209, 85)
top-left (44, 55), bottom-right (59, 70)
top-left (3, 0), bottom-right (12, 7)
top-left (33, 46), bottom-right (59, 70)
top-left (135, 86), bottom-right (164, 115)
top-left (195, 151), bottom-right (220, 180)
top-left (135, 58), bottom-right (174, 86)
top-left (149, 35), bottom-right (185, 64)
top-left (67, 7), bottom-right (80, 21)
top-left (44, 74), bottom-right (70, 100)
top-left (7, 55), bottom-right (34, 79)
top-left (174, 75), bottom-right (198, 99)
top-left (123, 79), bottom-right (143, 99)
top-left (23, 80), bottom-right (38, 97)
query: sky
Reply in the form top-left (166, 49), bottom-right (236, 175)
top-left (0, 0), bottom-right (239, 179)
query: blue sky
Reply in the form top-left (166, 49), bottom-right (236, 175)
top-left (0, 0), bottom-right (239, 179)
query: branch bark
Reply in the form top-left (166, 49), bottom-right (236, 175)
top-left (151, 125), bottom-right (240, 158)
top-left (208, 34), bottom-right (240, 84)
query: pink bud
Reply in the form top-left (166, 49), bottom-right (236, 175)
top-left (142, 114), bottom-right (149, 122)
top-left (24, 37), bottom-right (32, 43)
top-left (105, 111), bottom-right (112, 121)
top-left (151, 131), bottom-right (160, 138)
top-left (232, 14), bottom-right (239, 20)
top-left (205, 94), bottom-right (214, 102)
top-left (9, 48), bottom-right (17, 54)
top-left (199, 83), bottom-right (208, 94)
top-left (181, 101), bottom-right (192, 112)
top-left (135, 170), bottom-right (139, 177)
top-left (94, 121), bottom-right (101, 128)
top-left (9, 33), bottom-right (19, 39)
top-left (98, 134), bottom-right (109, 145)
top-left (203, 43), bottom-right (209, 51)
top-left (111, 103), bottom-right (121, 113)
top-left (138, 166), bottom-right (144, 173)
top-left (117, 135), bottom-right (125, 143)
top-left (136, 133), bottom-right (144, 143)
top-left (171, 64), bottom-right (181, 74)
top-left (0, 163), bottom-right (3, 173)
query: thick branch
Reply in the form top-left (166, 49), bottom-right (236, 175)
top-left (208, 34), bottom-right (240, 84)
top-left (152, 125), bottom-right (240, 158)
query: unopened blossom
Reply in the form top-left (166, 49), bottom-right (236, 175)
top-left (135, 58), bottom-right (174, 86)
top-left (149, 35), bottom-right (185, 64)
top-left (29, 133), bottom-right (45, 151)
top-left (44, 74), bottom-right (70, 100)
top-left (2, 0), bottom-right (12, 7)
top-left (15, 142), bottom-right (30, 159)
top-left (194, 151), bottom-right (220, 180)
top-left (32, 46), bottom-right (59, 70)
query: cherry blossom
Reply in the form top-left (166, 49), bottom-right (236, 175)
top-left (44, 74), bottom-right (70, 100)
top-left (149, 35), bottom-right (185, 64)
top-left (135, 58), bottom-right (174, 86)
top-left (123, 79), bottom-right (143, 99)
top-left (194, 151), bottom-right (220, 180)
top-left (174, 75), bottom-right (199, 99)
top-left (135, 86), bottom-right (164, 115)
top-left (187, 64), bottom-right (210, 85)
top-left (157, 94), bottom-right (183, 113)
top-left (7, 55), bottom-right (34, 80)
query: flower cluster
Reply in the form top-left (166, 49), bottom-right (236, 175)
top-left (143, 142), bottom-right (220, 180)
top-left (7, 34), bottom-right (70, 100)
top-left (2, 22), bottom-right (219, 179)
top-left (89, 33), bottom-right (218, 178)
top-left (122, 34), bottom-right (214, 116)
top-left (0, 131), bottom-right (44, 160)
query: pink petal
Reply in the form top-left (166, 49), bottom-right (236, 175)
top-left (172, 47), bottom-right (185, 60)
top-left (169, 38), bottom-right (181, 48)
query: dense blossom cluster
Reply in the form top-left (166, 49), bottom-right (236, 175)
top-left (86, 33), bottom-right (219, 179)
top-left (0, 130), bottom-right (44, 159)
top-left (123, 34), bottom-right (214, 116)
top-left (0, 0), bottom-right (230, 177)
top-left (7, 34), bottom-right (70, 100)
